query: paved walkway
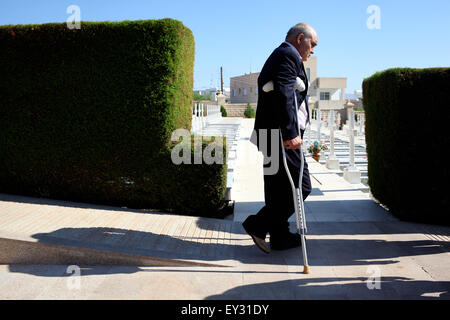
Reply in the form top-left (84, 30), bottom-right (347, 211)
top-left (231, 120), bottom-right (377, 223)
top-left (0, 119), bottom-right (449, 299)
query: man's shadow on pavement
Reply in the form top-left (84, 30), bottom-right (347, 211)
top-left (6, 219), bottom-right (449, 280)
top-left (205, 276), bottom-right (450, 300)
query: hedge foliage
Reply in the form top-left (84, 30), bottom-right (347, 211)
top-left (0, 19), bottom-right (228, 216)
top-left (363, 68), bottom-right (450, 225)
top-left (244, 103), bottom-right (255, 118)
top-left (220, 105), bottom-right (227, 117)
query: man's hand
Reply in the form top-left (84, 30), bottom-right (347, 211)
top-left (283, 136), bottom-right (302, 149)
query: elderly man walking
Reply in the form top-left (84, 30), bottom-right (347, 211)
top-left (244, 23), bottom-right (318, 253)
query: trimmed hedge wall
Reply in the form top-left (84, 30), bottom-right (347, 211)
top-left (0, 19), bottom-right (228, 216)
top-left (363, 68), bottom-right (450, 225)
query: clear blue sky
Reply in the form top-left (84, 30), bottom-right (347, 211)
top-left (1, 0), bottom-right (449, 93)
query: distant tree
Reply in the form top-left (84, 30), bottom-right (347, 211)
top-left (193, 92), bottom-right (213, 101)
top-left (244, 103), bottom-right (255, 118)
top-left (193, 92), bottom-right (205, 101)
top-left (220, 105), bottom-right (227, 117)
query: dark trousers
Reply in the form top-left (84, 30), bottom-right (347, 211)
top-left (252, 131), bottom-right (312, 238)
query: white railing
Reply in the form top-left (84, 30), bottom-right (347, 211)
top-left (191, 103), bottom-right (223, 134)
top-left (192, 102), bottom-right (206, 134)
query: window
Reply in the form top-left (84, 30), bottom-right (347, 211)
top-left (243, 88), bottom-right (247, 96)
top-left (320, 92), bottom-right (330, 100)
top-left (239, 88), bottom-right (241, 95)
top-left (233, 89), bottom-right (236, 97)
top-left (306, 68), bottom-right (311, 81)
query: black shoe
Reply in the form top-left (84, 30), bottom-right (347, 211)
top-left (242, 217), bottom-right (270, 254)
top-left (270, 232), bottom-right (303, 251)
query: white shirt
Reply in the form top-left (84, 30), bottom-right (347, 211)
top-left (283, 41), bottom-right (309, 130)
top-left (298, 100), bottom-right (309, 130)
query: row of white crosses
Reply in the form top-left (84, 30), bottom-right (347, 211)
top-left (326, 109), bottom-right (340, 170)
top-left (342, 107), bottom-right (361, 184)
top-left (308, 106), bottom-right (362, 184)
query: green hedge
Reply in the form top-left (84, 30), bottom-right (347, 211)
top-left (363, 68), bottom-right (450, 225)
top-left (0, 19), bottom-right (228, 216)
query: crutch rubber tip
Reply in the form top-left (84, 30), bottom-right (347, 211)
top-left (303, 266), bottom-right (310, 274)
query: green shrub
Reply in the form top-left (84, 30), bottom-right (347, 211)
top-left (168, 135), bottom-right (227, 216)
top-left (244, 103), bottom-right (255, 118)
top-left (193, 92), bottom-right (212, 101)
top-left (0, 19), bottom-right (228, 216)
top-left (363, 67), bottom-right (450, 225)
top-left (220, 105), bottom-right (227, 117)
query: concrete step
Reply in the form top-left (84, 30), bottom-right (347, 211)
top-left (0, 232), bottom-right (223, 267)
top-left (228, 160), bottom-right (236, 171)
top-left (328, 152), bottom-right (367, 157)
top-left (199, 119), bottom-right (243, 203)
top-left (226, 172), bottom-right (234, 188)
top-left (321, 158), bottom-right (368, 165)
top-left (0, 194), bottom-right (236, 267)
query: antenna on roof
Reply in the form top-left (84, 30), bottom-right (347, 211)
top-left (220, 67), bottom-right (224, 94)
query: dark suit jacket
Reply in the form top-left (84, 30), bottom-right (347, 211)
top-left (251, 42), bottom-right (310, 168)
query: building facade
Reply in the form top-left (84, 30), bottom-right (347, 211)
top-left (229, 56), bottom-right (347, 115)
top-left (229, 73), bottom-right (259, 104)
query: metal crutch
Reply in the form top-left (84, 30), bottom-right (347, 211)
top-left (279, 91), bottom-right (310, 274)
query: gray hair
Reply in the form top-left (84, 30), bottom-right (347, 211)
top-left (286, 23), bottom-right (314, 41)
